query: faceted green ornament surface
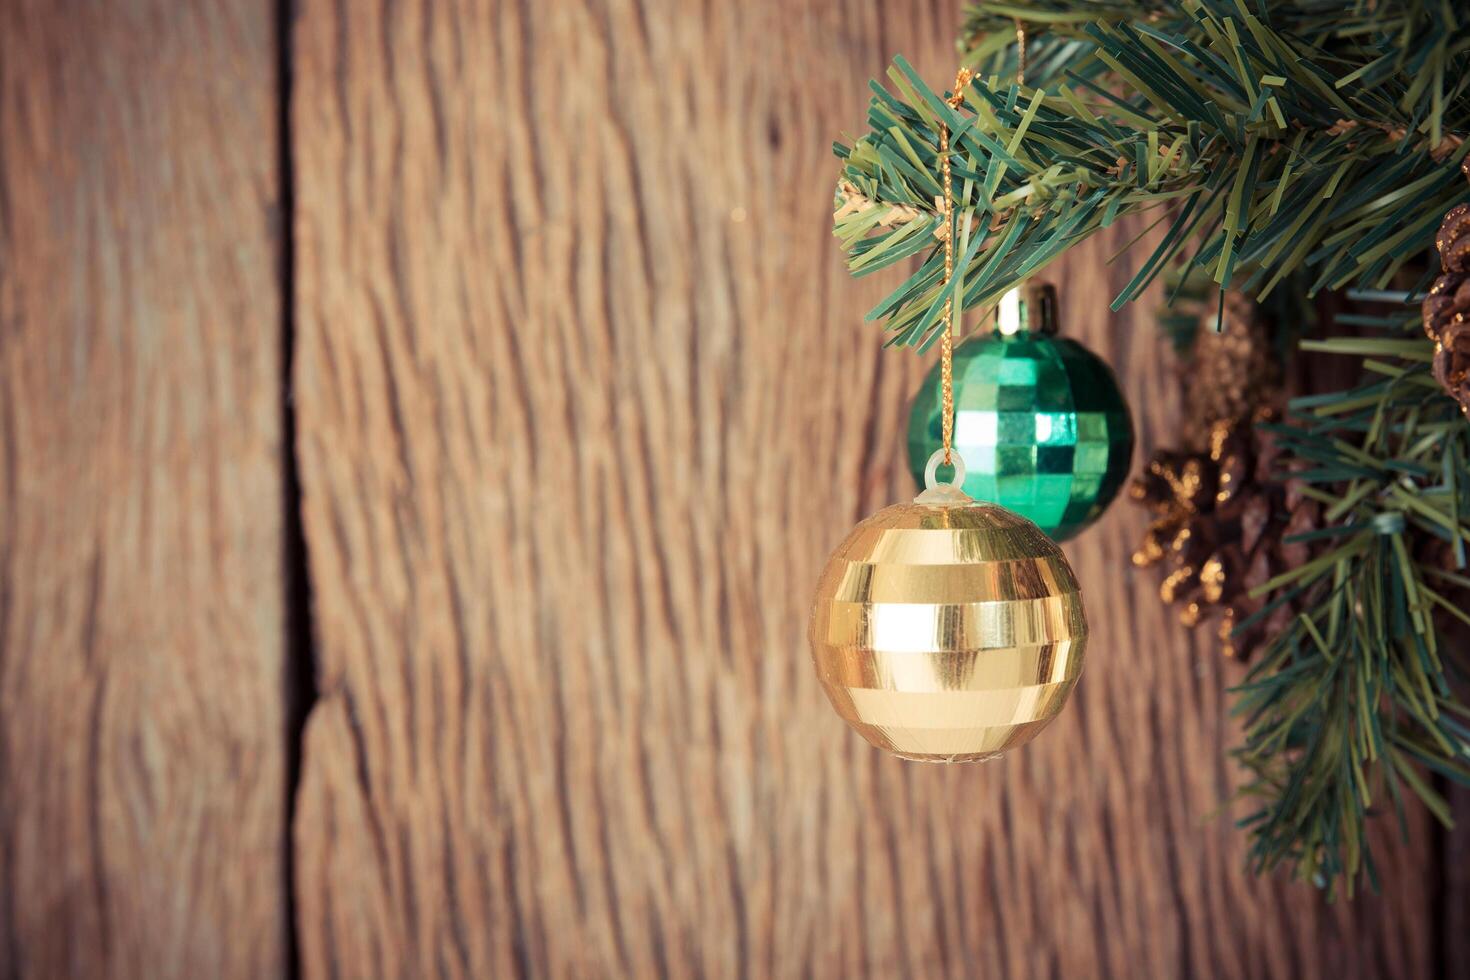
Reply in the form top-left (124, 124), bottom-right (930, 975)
top-left (907, 331), bottom-right (1135, 542)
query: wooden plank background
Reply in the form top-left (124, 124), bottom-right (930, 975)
top-left (0, 1), bottom-right (288, 977)
top-left (0, 0), bottom-right (1459, 977)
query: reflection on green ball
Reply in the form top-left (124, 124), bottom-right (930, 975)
top-left (907, 332), bottom-right (1134, 542)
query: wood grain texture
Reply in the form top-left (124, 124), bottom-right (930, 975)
top-left (289, 1), bottom-right (1438, 977)
top-left (0, 2), bottom-right (288, 977)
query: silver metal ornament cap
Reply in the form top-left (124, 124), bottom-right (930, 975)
top-left (997, 281), bottom-right (1060, 337)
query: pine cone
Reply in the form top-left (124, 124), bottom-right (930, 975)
top-left (1185, 292), bottom-right (1280, 447)
top-left (1131, 412), bottom-right (1321, 659)
top-left (1422, 160), bottom-right (1470, 415)
top-left (1133, 288), bottom-right (1309, 658)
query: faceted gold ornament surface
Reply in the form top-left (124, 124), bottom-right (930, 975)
top-left (809, 496), bottom-right (1088, 762)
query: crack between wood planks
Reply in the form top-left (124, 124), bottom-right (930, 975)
top-left (277, 2), bottom-right (319, 978)
top-left (1431, 776), bottom-right (1468, 980)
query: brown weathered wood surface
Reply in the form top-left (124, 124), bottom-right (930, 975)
top-left (0, 0), bottom-right (1456, 976)
top-left (288, 1), bottom-right (1439, 978)
top-left (0, 1), bottom-right (288, 977)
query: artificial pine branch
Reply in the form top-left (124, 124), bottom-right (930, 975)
top-left (834, 0), bottom-right (1470, 348)
top-left (1231, 294), bottom-right (1470, 899)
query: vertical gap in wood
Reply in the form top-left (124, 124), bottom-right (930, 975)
top-left (1434, 781), bottom-right (1470, 975)
top-left (276, 1), bottom-right (316, 978)
top-left (1432, 781), bottom-right (1446, 980)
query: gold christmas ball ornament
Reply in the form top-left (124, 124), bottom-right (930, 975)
top-left (809, 451), bottom-right (1088, 763)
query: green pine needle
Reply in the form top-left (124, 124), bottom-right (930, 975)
top-left (1226, 297), bottom-right (1469, 899)
top-left (835, 1), bottom-right (1470, 343)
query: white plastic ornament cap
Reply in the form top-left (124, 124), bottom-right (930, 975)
top-left (916, 448), bottom-right (972, 506)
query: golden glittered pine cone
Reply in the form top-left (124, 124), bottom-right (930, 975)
top-left (809, 497), bottom-right (1087, 763)
top-left (1129, 413), bottom-right (1322, 659)
top-left (1423, 162), bottom-right (1470, 414)
top-left (1425, 201), bottom-right (1470, 338)
top-left (1186, 292), bottom-right (1280, 445)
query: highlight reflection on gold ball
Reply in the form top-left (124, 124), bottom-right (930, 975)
top-left (809, 498), bottom-right (1088, 763)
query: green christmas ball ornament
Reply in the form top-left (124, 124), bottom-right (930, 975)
top-left (907, 283), bottom-right (1135, 542)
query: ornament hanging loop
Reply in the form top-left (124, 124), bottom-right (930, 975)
top-left (918, 448), bottom-right (972, 506)
top-left (923, 446), bottom-right (967, 490)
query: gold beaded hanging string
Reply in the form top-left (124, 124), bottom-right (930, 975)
top-left (1015, 19), bottom-right (1027, 84)
top-left (937, 69), bottom-right (972, 469)
top-left (936, 22), bottom-right (1026, 469)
